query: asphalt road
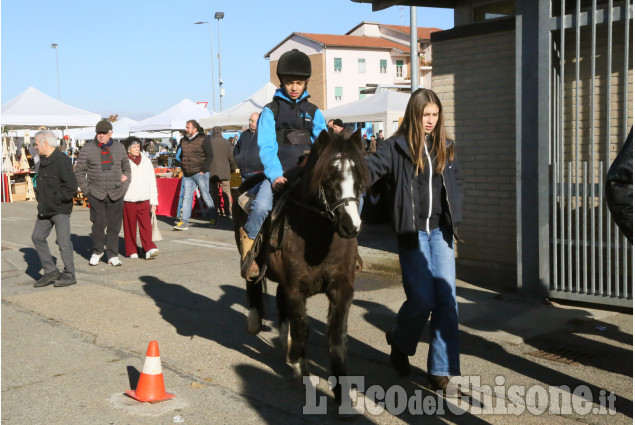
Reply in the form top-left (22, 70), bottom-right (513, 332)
top-left (1, 201), bottom-right (632, 424)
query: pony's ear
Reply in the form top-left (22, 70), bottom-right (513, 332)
top-left (313, 129), bottom-right (331, 153)
top-left (349, 129), bottom-right (363, 149)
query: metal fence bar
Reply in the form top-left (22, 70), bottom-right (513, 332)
top-left (561, 0), bottom-right (568, 293)
top-left (624, 1), bottom-right (631, 142)
top-left (551, 59), bottom-right (559, 291)
top-left (574, 0), bottom-right (582, 292)
top-left (598, 161), bottom-right (604, 295)
top-left (623, 235), bottom-right (629, 299)
top-left (590, 0), bottom-right (597, 297)
top-left (614, 223), bottom-right (620, 297)
top-left (583, 162), bottom-right (588, 293)
top-left (567, 161), bottom-right (573, 292)
top-left (605, 0), bottom-right (613, 297)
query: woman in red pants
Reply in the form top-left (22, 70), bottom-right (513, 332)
top-left (122, 137), bottom-right (159, 260)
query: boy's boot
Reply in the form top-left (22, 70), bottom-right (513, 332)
top-left (240, 227), bottom-right (260, 280)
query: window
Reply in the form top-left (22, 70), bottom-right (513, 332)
top-left (380, 59), bottom-right (387, 73)
top-left (335, 87), bottom-right (343, 101)
top-left (396, 60), bottom-right (403, 77)
top-left (359, 87), bottom-right (366, 100)
top-left (358, 58), bottom-right (366, 73)
top-left (334, 57), bottom-right (342, 72)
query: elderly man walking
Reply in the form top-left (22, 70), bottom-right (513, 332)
top-left (31, 130), bottom-right (78, 287)
top-left (75, 119), bottom-right (131, 266)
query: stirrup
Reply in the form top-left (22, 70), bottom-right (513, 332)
top-left (241, 250), bottom-right (260, 281)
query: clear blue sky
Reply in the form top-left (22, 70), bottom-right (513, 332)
top-left (1, 0), bottom-right (453, 120)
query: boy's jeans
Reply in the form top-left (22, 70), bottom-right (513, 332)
top-left (243, 179), bottom-right (273, 239)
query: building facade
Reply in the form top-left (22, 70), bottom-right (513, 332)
top-left (264, 22), bottom-right (441, 111)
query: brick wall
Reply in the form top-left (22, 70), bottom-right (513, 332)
top-left (432, 30), bottom-right (518, 286)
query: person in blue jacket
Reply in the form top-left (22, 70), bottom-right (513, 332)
top-left (239, 49), bottom-right (327, 279)
top-left (365, 88), bottom-right (465, 398)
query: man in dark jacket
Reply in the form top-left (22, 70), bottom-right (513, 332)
top-left (209, 126), bottom-right (238, 218)
top-left (173, 119), bottom-right (217, 230)
top-left (234, 112), bottom-right (264, 181)
top-left (75, 119), bottom-right (131, 266)
top-left (31, 130), bottom-right (78, 287)
top-left (606, 127), bottom-right (633, 244)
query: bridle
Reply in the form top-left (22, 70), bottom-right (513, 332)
top-left (290, 154), bottom-right (360, 224)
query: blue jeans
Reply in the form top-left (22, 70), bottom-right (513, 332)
top-left (391, 227), bottom-right (460, 376)
top-left (181, 172), bottom-right (215, 223)
top-left (243, 179), bottom-right (273, 239)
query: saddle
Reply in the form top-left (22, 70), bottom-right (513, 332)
top-left (239, 172), bottom-right (298, 283)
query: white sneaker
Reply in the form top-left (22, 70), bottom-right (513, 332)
top-left (129, 253), bottom-right (139, 259)
top-left (89, 252), bottom-right (104, 266)
top-left (108, 257), bottom-right (122, 267)
top-left (145, 248), bottom-right (159, 260)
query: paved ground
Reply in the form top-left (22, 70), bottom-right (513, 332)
top-left (1, 201), bottom-right (632, 424)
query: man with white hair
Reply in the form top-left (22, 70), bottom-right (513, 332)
top-left (31, 130), bottom-right (78, 287)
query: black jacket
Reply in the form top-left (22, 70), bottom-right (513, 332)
top-left (35, 148), bottom-right (77, 218)
top-left (234, 129), bottom-right (263, 176)
top-left (606, 127), bottom-right (633, 243)
top-left (366, 134), bottom-right (464, 239)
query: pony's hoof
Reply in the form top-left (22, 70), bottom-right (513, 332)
top-left (291, 360), bottom-right (309, 380)
top-left (246, 309), bottom-right (262, 335)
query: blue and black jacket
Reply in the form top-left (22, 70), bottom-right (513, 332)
top-left (257, 89), bottom-right (327, 182)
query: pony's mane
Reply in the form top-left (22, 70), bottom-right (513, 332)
top-left (307, 132), bottom-right (369, 196)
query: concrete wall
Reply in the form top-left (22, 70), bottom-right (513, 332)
top-left (432, 29), bottom-right (517, 286)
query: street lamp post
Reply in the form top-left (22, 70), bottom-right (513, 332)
top-left (214, 12), bottom-right (224, 111)
top-left (194, 21), bottom-right (216, 112)
top-left (51, 43), bottom-right (60, 100)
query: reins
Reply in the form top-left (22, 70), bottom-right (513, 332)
top-left (290, 185), bottom-right (359, 223)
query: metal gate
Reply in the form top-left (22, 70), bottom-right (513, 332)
top-left (549, 0), bottom-right (632, 307)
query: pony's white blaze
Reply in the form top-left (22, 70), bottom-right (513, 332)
top-left (339, 159), bottom-right (361, 231)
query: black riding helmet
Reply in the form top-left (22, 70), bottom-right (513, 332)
top-left (276, 49), bottom-right (312, 81)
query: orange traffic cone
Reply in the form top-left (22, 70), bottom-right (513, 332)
top-left (125, 341), bottom-right (175, 402)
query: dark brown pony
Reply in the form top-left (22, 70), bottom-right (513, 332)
top-left (233, 129), bottom-right (368, 404)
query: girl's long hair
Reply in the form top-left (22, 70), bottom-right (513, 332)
top-left (396, 88), bottom-right (454, 175)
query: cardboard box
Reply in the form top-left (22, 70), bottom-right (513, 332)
top-left (11, 182), bottom-right (27, 201)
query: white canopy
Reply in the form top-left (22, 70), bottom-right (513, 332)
top-left (67, 117), bottom-right (171, 141)
top-left (129, 98), bottom-right (213, 132)
top-left (1, 87), bottom-right (102, 129)
top-left (323, 90), bottom-right (410, 138)
top-left (199, 82), bottom-right (278, 129)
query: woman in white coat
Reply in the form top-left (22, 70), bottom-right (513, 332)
top-left (122, 137), bottom-right (159, 259)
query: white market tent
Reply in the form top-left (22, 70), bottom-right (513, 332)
top-left (1, 87), bottom-right (101, 129)
top-left (67, 117), bottom-right (171, 141)
top-left (322, 90), bottom-right (410, 138)
top-left (199, 82), bottom-right (278, 129)
top-left (129, 98), bottom-right (213, 132)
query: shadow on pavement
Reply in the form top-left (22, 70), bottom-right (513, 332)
top-left (19, 247), bottom-right (41, 279)
top-left (354, 292), bottom-right (633, 418)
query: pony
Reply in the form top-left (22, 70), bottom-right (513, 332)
top-left (233, 129), bottom-right (368, 405)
